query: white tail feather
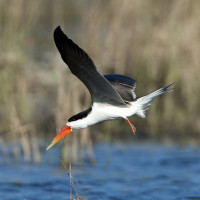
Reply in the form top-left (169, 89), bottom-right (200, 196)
top-left (135, 83), bottom-right (174, 118)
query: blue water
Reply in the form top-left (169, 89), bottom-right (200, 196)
top-left (1, 143), bottom-right (200, 200)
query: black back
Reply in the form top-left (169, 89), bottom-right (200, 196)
top-left (104, 74), bottom-right (136, 102)
top-left (54, 26), bottom-right (126, 107)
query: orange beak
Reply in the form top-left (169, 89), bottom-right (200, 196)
top-left (46, 125), bottom-right (72, 150)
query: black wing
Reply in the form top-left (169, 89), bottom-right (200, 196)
top-left (104, 74), bottom-right (136, 102)
top-left (54, 26), bottom-right (126, 106)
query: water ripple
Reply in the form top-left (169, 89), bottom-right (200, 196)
top-left (0, 143), bottom-right (200, 200)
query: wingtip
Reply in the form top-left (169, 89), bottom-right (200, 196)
top-left (54, 25), bottom-right (69, 40)
top-left (54, 25), bottom-right (62, 34)
top-left (53, 25), bottom-right (68, 45)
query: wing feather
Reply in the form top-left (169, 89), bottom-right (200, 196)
top-left (54, 26), bottom-right (126, 106)
top-left (104, 74), bottom-right (136, 102)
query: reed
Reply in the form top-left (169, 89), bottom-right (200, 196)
top-left (0, 0), bottom-right (199, 163)
top-left (79, 0), bottom-right (200, 141)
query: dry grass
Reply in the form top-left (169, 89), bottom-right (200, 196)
top-left (0, 0), bottom-right (200, 162)
top-left (80, 0), bottom-right (200, 140)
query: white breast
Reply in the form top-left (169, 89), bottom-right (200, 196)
top-left (66, 102), bottom-right (139, 130)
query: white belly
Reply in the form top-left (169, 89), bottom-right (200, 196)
top-left (66, 102), bottom-right (139, 130)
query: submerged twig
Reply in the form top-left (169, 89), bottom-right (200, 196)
top-left (60, 137), bottom-right (87, 200)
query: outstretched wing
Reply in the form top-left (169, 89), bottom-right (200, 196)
top-left (104, 74), bottom-right (136, 102)
top-left (54, 26), bottom-right (126, 106)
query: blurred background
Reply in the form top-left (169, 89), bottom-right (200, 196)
top-left (1, 0), bottom-right (199, 162)
top-left (0, 1), bottom-right (200, 199)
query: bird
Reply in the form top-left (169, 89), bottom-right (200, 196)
top-left (46, 26), bottom-right (174, 150)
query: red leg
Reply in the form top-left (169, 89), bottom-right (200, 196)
top-left (125, 117), bottom-right (136, 134)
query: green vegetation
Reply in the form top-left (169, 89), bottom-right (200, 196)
top-left (0, 0), bottom-right (200, 162)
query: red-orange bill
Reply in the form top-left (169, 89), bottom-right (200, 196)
top-left (46, 125), bottom-right (71, 150)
